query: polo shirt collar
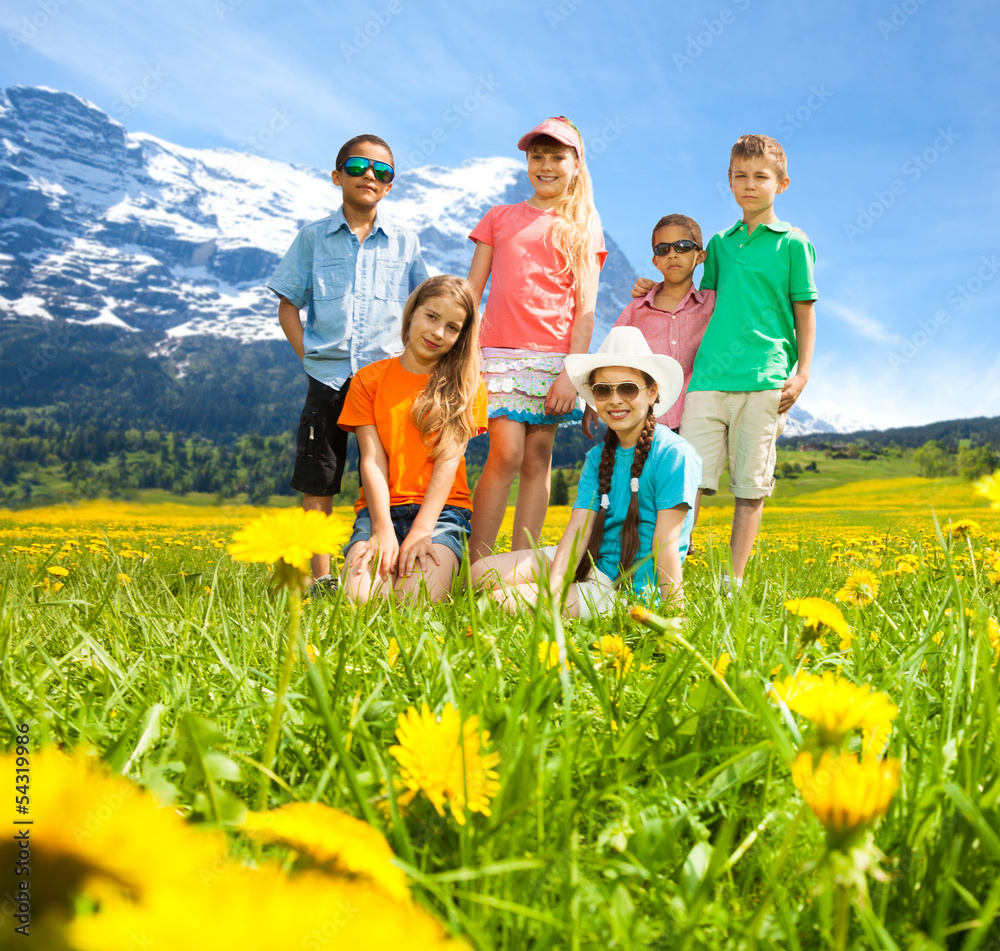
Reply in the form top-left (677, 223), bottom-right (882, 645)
top-left (326, 206), bottom-right (396, 238)
top-left (724, 218), bottom-right (791, 236)
top-left (638, 282), bottom-right (709, 311)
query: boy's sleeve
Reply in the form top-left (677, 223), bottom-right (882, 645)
top-left (653, 439), bottom-right (702, 512)
top-left (468, 206), bottom-right (496, 247)
top-left (408, 237), bottom-right (430, 293)
top-left (574, 447), bottom-right (601, 512)
top-left (337, 367), bottom-right (376, 433)
top-left (788, 236), bottom-right (818, 302)
top-left (267, 227), bottom-right (313, 309)
top-left (698, 235), bottom-right (719, 292)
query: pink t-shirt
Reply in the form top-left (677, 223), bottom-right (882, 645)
top-left (613, 284), bottom-right (716, 430)
top-left (469, 202), bottom-right (607, 352)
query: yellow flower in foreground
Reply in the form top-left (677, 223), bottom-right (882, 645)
top-left (117, 573), bottom-right (130, 585)
top-left (862, 720), bottom-right (893, 759)
top-left (948, 518), bottom-right (982, 539)
top-left (228, 508), bottom-right (343, 580)
top-left (46, 565), bottom-right (70, 577)
top-left (785, 597), bottom-right (853, 648)
top-left (242, 803), bottom-right (408, 901)
top-left (792, 751), bottom-right (900, 844)
top-left (539, 641), bottom-right (570, 671)
top-left (593, 634), bottom-right (634, 676)
top-left (772, 670), bottom-right (898, 746)
top-left (713, 651), bottom-right (732, 678)
top-left (387, 637), bottom-right (400, 669)
top-left (987, 617), bottom-right (1000, 662)
top-left (973, 470), bottom-right (1000, 509)
top-left (836, 569), bottom-right (880, 607)
top-left (390, 703), bottom-right (500, 825)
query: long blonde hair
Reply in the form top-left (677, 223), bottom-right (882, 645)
top-left (403, 275), bottom-right (482, 458)
top-left (528, 117), bottom-right (602, 287)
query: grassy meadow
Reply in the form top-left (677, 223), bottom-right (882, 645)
top-left (2, 475), bottom-right (1000, 949)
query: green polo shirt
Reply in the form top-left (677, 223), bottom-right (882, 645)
top-left (687, 219), bottom-right (817, 392)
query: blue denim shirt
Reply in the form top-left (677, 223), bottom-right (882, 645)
top-left (267, 207), bottom-right (429, 388)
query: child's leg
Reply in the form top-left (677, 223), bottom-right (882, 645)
top-left (394, 545), bottom-right (459, 602)
top-left (730, 498), bottom-right (765, 579)
top-left (511, 423), bottom-right (558, 551)
top-left (470, 548), bottom-right (547, 589)
top-left (469, 418), bottom-right (527, 561)
top-left (303, 494), bottom-right (333, 579)
top-left (341, 541), bottom-right (392, 604)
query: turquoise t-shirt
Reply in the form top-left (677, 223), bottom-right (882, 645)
top-left (574, 426), bottom-right (701, 593)
top-left (688, 219), bottom-right (817, 392)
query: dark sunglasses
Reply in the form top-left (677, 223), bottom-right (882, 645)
top-left (590, 381), bottom-right (647, 401)
top-left (341, 155), bottom-right (395, 183)
top-left (653, 240), bottom-right (700, 255)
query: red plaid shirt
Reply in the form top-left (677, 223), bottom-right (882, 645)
top-left (612, 284), bottom-right (716, 429)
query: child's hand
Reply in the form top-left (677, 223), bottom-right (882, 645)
top-left (778, 374), bottom-right (808, 414)
top-left (632, 277), bottom-right (656, 299)
top-left (545, 369), bottom-right (579, 416)
top-left (350, 532), bottom-right (398, 580)
top-left (397, 531), bottom-right (441, 578)
top-left (581, 404), bottom-right (599, 440)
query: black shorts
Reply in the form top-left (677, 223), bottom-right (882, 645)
top-left (289, 375), bottom-right (352, 497)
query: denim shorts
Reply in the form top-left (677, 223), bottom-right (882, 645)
top-left (344, 504), bottom-right (473, 563)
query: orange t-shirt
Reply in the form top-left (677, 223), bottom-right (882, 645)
top-left (338, 357), bottom-right (488, 513)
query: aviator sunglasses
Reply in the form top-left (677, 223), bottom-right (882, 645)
top-left (590, 381), bottom-right (648, 401)
top-left (653, 240), bottom-right (700, 255)
top-left (340, 155), bottom-right (395, 183)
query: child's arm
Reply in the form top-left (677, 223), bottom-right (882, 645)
top-left (652, 505), bottom-right (688, 607)
top-left (548, 508), bottom-right (596, 583)
top-left (779, 301), bottom-right (816, 414)
top-left (467, 242), bottom-right (493, 306)
top-left (396, 443), bottom-right (466, 577)
top-left (278, 296), bottom-right (306, 361)
top-left (350, 425), bottom-right (398, 581)
top-left (547, 264), bottom-right (599, 415)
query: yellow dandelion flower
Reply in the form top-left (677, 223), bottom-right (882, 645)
top-left (389, 703), bottom-right (501, 825)
top-left (713, 651), bottom-right (732, 678)
top-left (0, 748), bottom-right (226, 918)
top-left (973, 470), bottom-right (1000, 509)
top-left (117, 573), bottom-right (130, 585)
top-left (592, 634), bottom-right (634, 676)
top-left (862, 720), bottom-right (893, 759)
top-left (785, 597), bottom-right (853, 647)
top-left (835, 569), bottom-right (879, 607)
top-left (948, 518), bottom-right (982, 539)
top-left (305, 643), bottom-right (319, 664)
top-left (987, 617), bottom-right (1000, 661)
top-left (241, 803), bottom-right (408, 901)
top-left (387, 638), bottom-right (400, 669)
top-left (792, 750), bottom-right (900, 843)
top-left (46, 565), bottom-right (70, 577)
top-left (538, 640), bottom-right (571, 671)
top-left (228, 508), bottom-right (343, 584)
top-left (772, 670), bottom-right (898, 745)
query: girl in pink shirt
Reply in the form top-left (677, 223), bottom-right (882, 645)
top-left (467, 116), bottom-right (607, 561)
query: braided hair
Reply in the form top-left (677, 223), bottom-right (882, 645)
top-left (575, 375), bottom-right (658, 585)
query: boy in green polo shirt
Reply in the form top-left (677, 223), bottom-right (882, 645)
top-left (638, 134), bottom-right (817, 591)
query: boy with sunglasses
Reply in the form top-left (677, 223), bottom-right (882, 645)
top-left (584, 214), bottom-right (714, 439)
top-left (268, 134), bottom-right (429, 585)
top-left (634, 134), bottom-right (817, 593)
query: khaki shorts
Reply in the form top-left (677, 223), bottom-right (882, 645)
top-left (680, 390), bottom-right (787, 499)
top-left (538, 545), bottom-right (616, 620)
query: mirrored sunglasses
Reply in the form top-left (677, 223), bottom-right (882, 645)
top-left (341, 155), bottom-right (395, 183)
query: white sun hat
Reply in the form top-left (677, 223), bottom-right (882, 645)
top-left (565, 326), bottom-right (684, 417)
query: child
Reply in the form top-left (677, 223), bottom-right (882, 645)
top-left (466, 116), bottom-right (607, 562)
top-left (338, 275), bottom-right (487, 604)
top-left (268, 134), bottom-right (429, 586)
top-left (472, 327), bottom-right (701, 618)
top-left (635, 135), bottom-right (817, 592)
top-left (583, 214), bottom-right (714, 439)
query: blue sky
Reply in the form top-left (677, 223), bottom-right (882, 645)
top-left (2, 0), bottom-right (998, 428)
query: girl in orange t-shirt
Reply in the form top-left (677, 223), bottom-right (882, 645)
top-left (467, 116), bottom-right (607, 562)
top-left (339, 275), bottom-right (487, 603)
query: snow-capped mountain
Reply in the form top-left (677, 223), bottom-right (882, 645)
top-left (784, 400), bottom-right (875, 438)
top-left (1, 86), bottom-right (859, 438)
top-left (0, 85), bottom-right (634, 348)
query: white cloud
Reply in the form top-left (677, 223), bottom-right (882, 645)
top-left (821, 300), bottom-right (900, 345)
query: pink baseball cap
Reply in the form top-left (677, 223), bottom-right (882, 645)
top-left (517, 117), bottom-right (583, 154)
